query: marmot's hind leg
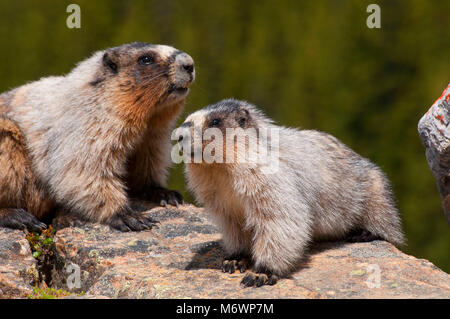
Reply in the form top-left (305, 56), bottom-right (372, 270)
top-left (0, 117), bottom-right (49, 232)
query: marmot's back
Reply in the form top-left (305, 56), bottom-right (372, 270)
top-left (287, 129), bottom-right (401, 243)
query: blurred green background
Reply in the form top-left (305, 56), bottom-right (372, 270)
top-left (0, 0), bottom-right (448, 271)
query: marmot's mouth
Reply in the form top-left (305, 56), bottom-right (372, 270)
top-left (175, 87), bottom-right (188, 93)
top-left (168, 83), bottom-right (189, 95)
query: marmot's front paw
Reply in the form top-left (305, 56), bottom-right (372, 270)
top-left (110, 208), bottom-right (158, 232)
top-left (147, 186), bottom-right (184, 207)
top-left (222, 256), bottom-right (250, 274)
top-left (241, 271), bottom-right (279, 287)
top-left (0, 209), bottom-right (47, 233)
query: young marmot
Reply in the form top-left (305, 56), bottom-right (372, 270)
top-left (178, 99), bottom-right (404, 287)
top-left (0, 42), bottom-right (194, 232)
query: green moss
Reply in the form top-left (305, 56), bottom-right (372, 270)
top-left (27, 287), bottom-right (85, 299)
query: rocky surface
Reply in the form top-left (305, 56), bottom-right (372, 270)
top-left (418, 84), bottom-right (450, 224)
top-left (0, 228), bottom-right (38, 297)
top-left (0, 203), bottom-right (449, 299)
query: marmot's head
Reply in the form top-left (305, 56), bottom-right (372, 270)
top-left (176, 99), bottom-right (272, 166)
top-left (76, 42), bottom-right (195, 126)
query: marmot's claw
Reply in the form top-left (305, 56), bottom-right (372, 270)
top-left (166, 189), bottom-right (184, 206)
top-left (148, 186), bottom-right (184, 207)
top-left (0, 209), bottom-right (47, 233)
top-left (110, 209), bottom-right (158, 232)
top-left (223, 257), bottom-right (250, 274)
top-left (143, 215), bottom-right (159, 227)
top-left (222, 259), bottom-right (238, 274)
top-left (241, 272), bottom-right (278, 288)
top-left (238, 260), bottom-right (249, 273)
top-left (112, 222), bottom-right (131, 232)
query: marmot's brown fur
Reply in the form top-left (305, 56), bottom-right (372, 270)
top-left (0, 42), bottom-right (194, 232)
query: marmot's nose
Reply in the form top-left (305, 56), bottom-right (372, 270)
top-left (177, 53), bottom-right (195, 75)
top-left (183, 63), bottom-right (194, 74)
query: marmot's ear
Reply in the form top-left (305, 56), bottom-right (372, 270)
top-left (238, 109), bottom-right (250, 128)
top-left (102, 52), bottom-right (118, 74)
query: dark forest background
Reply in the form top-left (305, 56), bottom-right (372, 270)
top-left (0, 0), bottom-right (448, 271)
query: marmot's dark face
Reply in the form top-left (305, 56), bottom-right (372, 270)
top-left (203, 100), bottom-right (252, 131)
top-left (177, 99), bottom-right (257, 164)
top-left (102, 42), bottom-right (194, 98)
top-left (182, 99), bottom-right (254, 132)
top-left (94, 42), bottom-right (195, 124)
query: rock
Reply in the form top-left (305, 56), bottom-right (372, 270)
top-left (1, 203), bottom-right (449, 298)
top-left (418, 84), bottom-right (450, 224)
top-left (50, 204), bottom-right (449, 298)
top-left (0, 228), bottom-right (39, 298)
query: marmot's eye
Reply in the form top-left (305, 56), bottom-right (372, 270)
top-left (210, 119), bottom-right (221, 127)
top-left (138, 55), bottom-right (154, 65)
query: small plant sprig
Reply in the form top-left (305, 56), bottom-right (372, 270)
top-left (26, 225), bottom-right (56, 259)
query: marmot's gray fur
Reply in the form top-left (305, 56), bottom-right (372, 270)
top-left (0, 42), bottom-right (194, 232)
top-left (179, 99), bottom-right (404, 287)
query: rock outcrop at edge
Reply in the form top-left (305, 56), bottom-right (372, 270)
top-left (418, 84), bottom-right (450, 224)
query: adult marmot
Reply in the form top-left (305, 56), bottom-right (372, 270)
top-left (178, 99), bottom-right (404, 287)
top-left (0, 42), bottom-right (194, 232)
